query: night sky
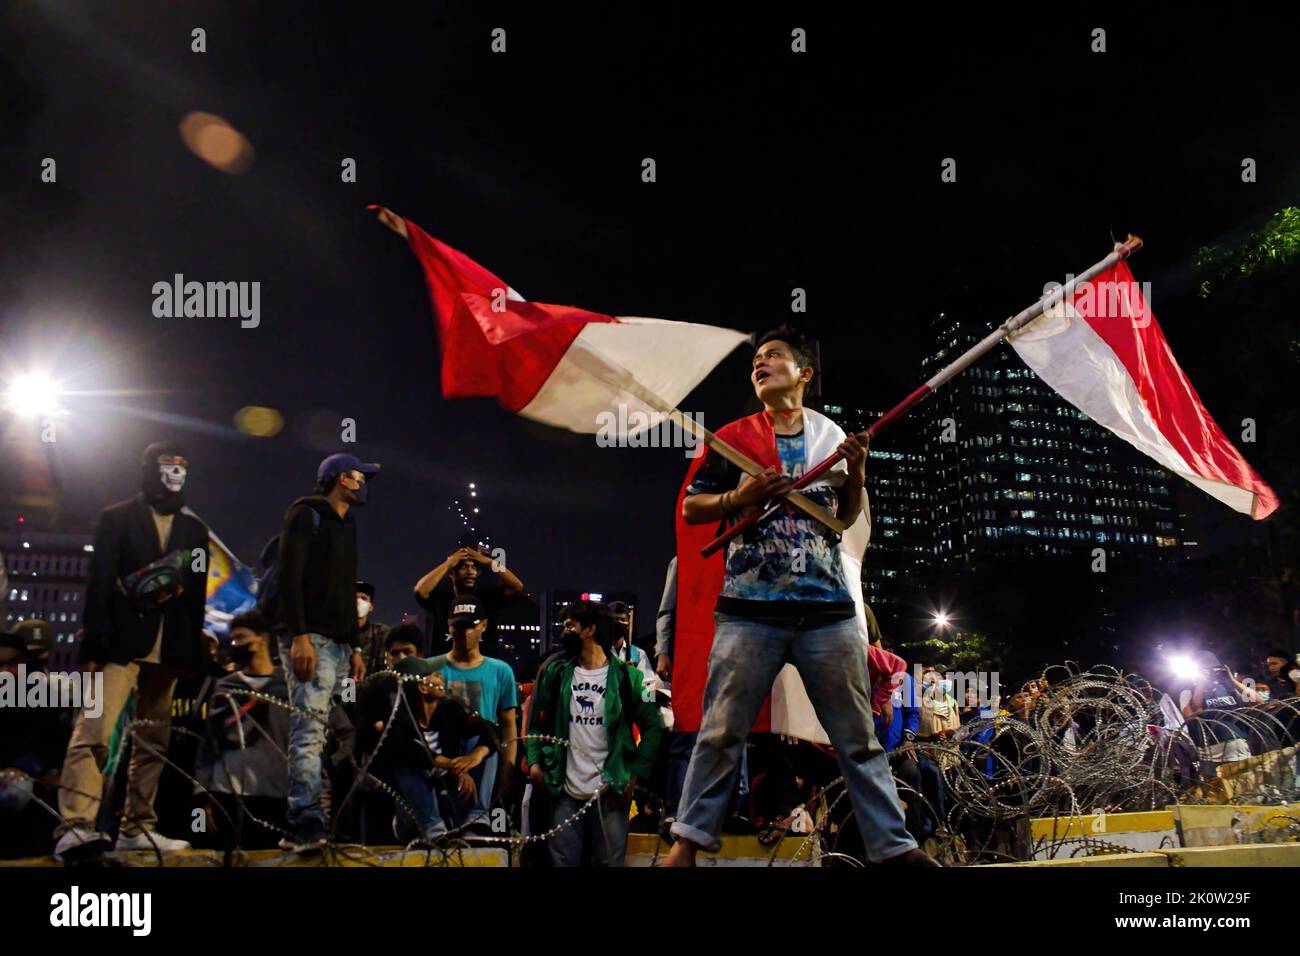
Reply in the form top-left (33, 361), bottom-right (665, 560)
top-left (3, 5), bottom-right (1295, 631)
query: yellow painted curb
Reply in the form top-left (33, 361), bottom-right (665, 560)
top-left (626, 832), bottom-right (812, 862)
top-left (1159, 843), bottom-right (1300, 867)
top-left (986, 842), bottom-right (1300, 867)
top-left (986, 852), bottom-right (1169, 867)
top-left (0, 846), bottom-right (511, 868)
top-left (1029, 810), bottom-right (1176, 840)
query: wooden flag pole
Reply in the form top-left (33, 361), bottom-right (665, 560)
top-left (701, 236), bottom-right (1144, 557)
top-left (561, 341), bottom-right (848, 534)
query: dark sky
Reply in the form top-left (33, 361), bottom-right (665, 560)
top-left (3, 5), bottom-right (1295, 625)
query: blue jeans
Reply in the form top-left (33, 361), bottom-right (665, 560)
top-left (280, 633), bottom-right (353, 829)
top-left (391, 766), bottom-right (450, 840)
top-left (391, 737), bottom-right (497, 839)
top-left (671, 613), bottom-right (916, 861)
top-left (466, 746), bottom-right (498, 827)
top-left (548, 791), bottom-right (630, 867)
top-left (667, 732), bottom-right (748, 819)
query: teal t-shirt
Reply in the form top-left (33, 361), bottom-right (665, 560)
top-left (427, 654), bottom-right (519, 721)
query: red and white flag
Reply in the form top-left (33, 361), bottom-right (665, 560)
top-left (1010, 261), bottom-right (1278, 519)
top-left (390, 211), bottom-right (748, 431)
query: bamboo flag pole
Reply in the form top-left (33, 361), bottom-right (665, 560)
top-left (701, 236), bottom-right (1144, 557)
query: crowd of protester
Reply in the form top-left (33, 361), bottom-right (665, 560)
top-left (2, 441), bottom-right (1299, 866)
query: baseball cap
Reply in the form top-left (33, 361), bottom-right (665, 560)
top-left (447, 596), bottom-right (486, 626)
top-left (13, 619), bottom-right (52, 657)
top-left (356, 581), bottom-right (376, 599)
top-left (395, 656), bottom-right (438, 678)
top-left (317, 453), bottom-right (381, 483)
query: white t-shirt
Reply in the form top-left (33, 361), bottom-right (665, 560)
top-left (565, 664), bottom-right (610, 799)
top-left (422, 728), bottom-right (441, 755)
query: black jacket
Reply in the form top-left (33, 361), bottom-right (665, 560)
top-left (278, 496), bottom-right (360, 646)
top-left (80, 494), bottom-right (209, 671)
top-left (360, 675), bottom-right (502, 770)
top-left (196, 668), bottom-right (291, 797)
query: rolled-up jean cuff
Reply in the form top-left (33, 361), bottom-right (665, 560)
top-left (670, 820), bottom-right (721, 854)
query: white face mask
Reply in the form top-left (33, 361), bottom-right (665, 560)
top-left (357, 598), bottom-right (372, 620)
top-left (159, 462), bottom-right (187, 492)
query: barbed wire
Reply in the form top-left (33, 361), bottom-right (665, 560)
top-left (10, 661), bottom-right (1300, 867)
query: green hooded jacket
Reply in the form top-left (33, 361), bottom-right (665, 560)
top-left (526, 653), bottom-right (664, 797)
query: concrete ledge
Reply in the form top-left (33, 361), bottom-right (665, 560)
top-left (986, 851), bottom-right (1169, 868)
top-left (625, 832), bottom-right (818, 866)
top-left (1, 845), bottom-right (510, 867)
top-left (1170, 802), bottom-right (1300, 847)
top-left (1158, 843), bottom-right (1300, 867)
top-left (985, 842), bottom-right (1300, 867)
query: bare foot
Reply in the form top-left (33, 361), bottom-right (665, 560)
top-left (657, 839), bottom-right (698, 867)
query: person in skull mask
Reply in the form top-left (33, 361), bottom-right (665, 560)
top-left (274, 452), bottom-right (378, 852)
top-left (54, 441), bottom-right (210, 862)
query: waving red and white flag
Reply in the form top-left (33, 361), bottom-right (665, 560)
top-left (1010, 261), bottom-right (1278, 519)
top-left (377, 207), bottom-right (748, 432)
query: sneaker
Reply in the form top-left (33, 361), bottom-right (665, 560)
top-left (53, 825), bottom-right (110, 863)
top-left (460, 819), bottom-right (497, 844)
top-left (278, 818), bottom-right (329, 853)
top-left (115, 830), bottom-right (192, 853)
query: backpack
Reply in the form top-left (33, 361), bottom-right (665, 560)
top-left (255, 506), bottom-right (320, 624)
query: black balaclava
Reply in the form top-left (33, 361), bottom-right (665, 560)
top-left (141, 441), bottom-right (188, 515)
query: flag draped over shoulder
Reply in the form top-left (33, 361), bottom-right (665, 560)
top-left (673, 407), bottom-right (872, 743)
top-left (205, 531), bottom-right (256, 638)
top-left (1010, 261), bottom-right (1278, 519)
top-left (395, 214), bottom-right (749, 433)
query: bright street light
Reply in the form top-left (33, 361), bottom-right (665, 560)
top-left (3, 372), bottom-right (64, 417)
top-left (933, 612), bottom-right (951, 628)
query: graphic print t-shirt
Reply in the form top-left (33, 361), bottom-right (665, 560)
top-left (427, 655), bottom-right (518, 722)
top-left (565, 664), bottom-right (610, 799)
top-left (687, 430), bottom-right (854, 621)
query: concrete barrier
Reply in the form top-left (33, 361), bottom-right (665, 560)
top-left (1025, 810), bottom-right (1179, 860)
top-left (625, 832), bottom-right (819, 866)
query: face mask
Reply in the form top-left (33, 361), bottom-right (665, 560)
top-left (141, 443), bottom-right (188, 514)
top-left (938, 681), bottom-right (953, 696)
top-left (229, 643), bottom-right (255, 667)
top-left (159, 462), bottom-right (187, 492)
top-left (357, 598), bottom-right (372, 620)
top-left (341, 474), bottom-right (368, 506)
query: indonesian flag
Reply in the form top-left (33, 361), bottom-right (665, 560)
top-left (673, 407), bottom-right (872, 742)
top-left (385, 209), bottom-right (749, 431)
top-left (1009, 261), bottom-right (1278, 519)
